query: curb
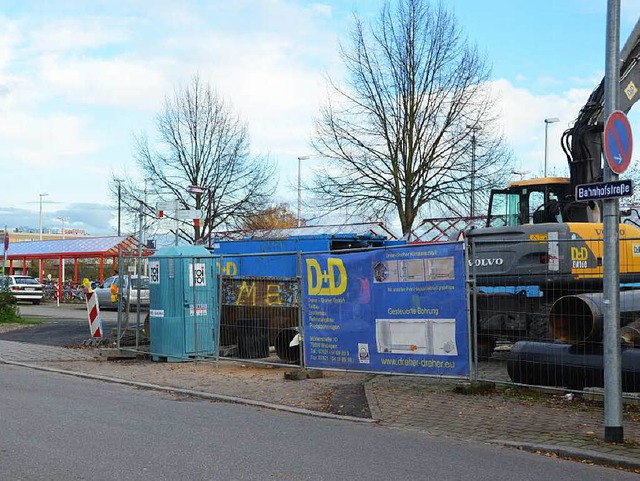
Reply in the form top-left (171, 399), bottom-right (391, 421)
top-left (363, 376), bottom-right (383, 421)
top-left (492, 440), bottom-right (640, 471)
top-left (0, 358), bottom-right (377, 424)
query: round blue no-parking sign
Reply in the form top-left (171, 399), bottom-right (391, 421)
top-left (604, 110), bottom-right (633, 174)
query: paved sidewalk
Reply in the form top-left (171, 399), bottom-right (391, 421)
top-left (1, 340), bottom-right (639, 471)
top-left (366, 376), bottom-right (640, 468)
top-left (0, 340), bottom-right (96, 362)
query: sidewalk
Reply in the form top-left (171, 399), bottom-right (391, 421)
top-left (1, 339), bottom-right (639, 471)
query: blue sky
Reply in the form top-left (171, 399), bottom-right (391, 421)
top-left (1, 0), bottom-right (639, 236)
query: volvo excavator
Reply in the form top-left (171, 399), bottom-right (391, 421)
top-left (467, 19), bottom-right (640, 358)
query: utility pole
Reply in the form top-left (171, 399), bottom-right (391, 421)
top-left (117, 180), bottom-right (122, 236)
top-left (467, 126), bottom-right (481, 217)
top-left (297, 156), bottom-right (310, 227)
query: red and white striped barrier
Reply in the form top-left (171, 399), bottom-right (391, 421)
top-left (85, 291), bottom-right (104, 338)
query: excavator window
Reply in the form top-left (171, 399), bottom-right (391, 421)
top-left (487, 180), bottom-right (594, 227)
top-left (487, 190), bottom-right (521, 227)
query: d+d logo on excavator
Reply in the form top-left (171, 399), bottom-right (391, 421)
top-left (306, 258), bottom-right (348, 295)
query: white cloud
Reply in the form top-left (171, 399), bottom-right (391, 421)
top-left (39, 54), bottom-right (171, 112)
top-left (490, 78), bottom-right (592, 177)
top-left (27, 16), bottom-right (130, 54)
top-left (0, 111), bottom-right (100, 167)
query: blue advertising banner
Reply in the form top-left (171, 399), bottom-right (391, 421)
top-left (302, 243), bottom-right (469, 376)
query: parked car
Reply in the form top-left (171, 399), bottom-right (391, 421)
top-left (93, 275), bottom-right (150, 310)
top-left (0, 275), bottom-right (44, 304)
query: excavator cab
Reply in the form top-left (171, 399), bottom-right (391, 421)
top-left (486, 177), bottom-right (597, 227)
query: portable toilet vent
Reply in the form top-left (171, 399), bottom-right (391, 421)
top-left (148, 245), bottom-right (218, 361)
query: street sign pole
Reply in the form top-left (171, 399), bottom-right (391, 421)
top-left (603, 0), bottom-right (624, 444)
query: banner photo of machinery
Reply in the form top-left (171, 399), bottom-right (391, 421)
top-left (301, 242), bottom-right (469, 376)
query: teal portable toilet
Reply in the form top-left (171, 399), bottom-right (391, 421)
top-left (148, 245), bottom-right (218, 361)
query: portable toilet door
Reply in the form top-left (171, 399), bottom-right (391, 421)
top-left (182, 255), bottom-right (216, 357)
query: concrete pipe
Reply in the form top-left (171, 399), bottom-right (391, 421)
top-left (621, 320), bottom-right (640, 347)
top-left (549, 290), bottom-right (640, 345)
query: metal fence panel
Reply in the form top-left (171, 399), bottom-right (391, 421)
top-left (469, 235), bottom-right (640, 397)
top-left (217, 252), bottom-right (302, 367)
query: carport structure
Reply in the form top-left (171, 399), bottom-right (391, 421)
top-left (4, 236), bottom-right (154, 298)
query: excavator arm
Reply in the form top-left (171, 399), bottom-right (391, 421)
top-left (562, 19), bottom-right (640, 190)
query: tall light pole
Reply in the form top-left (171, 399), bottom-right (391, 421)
top-left (38, 193), bottom-right (49, 280)
top-left (544, 117), bottom-right (560, 177)
top-left (115, 179), bottom-right (123, 236)
top-left (39, 193), bottom-right (49, 241)
top-left (57, 217), bottom-right (68, 283)
top-left (297, 156), bottom-right (310, 227)
top-left (466, 126), bottom-right (481, 217)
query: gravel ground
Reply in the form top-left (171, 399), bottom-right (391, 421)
top-left (0, 322), bottom-right (373, 417)
top-left (36, 357), bottom-right (374, 417)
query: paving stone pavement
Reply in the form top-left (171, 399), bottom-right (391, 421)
top-left (1, 340), bottom-right (639, 470)
top-left (0, 340), bottom-right (96, 362)
top-left (365, 375), bottom-right (640, 467)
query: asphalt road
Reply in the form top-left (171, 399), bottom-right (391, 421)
top-left (0, 303), bottom-right (137, 346)
top-left (0, 364), bottom-right (635, 481)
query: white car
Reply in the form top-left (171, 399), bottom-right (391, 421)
top-left (93, 275), bottom-right (150, 310)
top-left (0, 275), bottom-right (44, 304)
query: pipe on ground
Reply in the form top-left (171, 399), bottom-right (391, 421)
top-left (549, 290), bottom-right (640, 345)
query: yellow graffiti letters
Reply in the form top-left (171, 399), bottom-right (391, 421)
top-left (266, 284), bottom-right (283, 306)
top-left (236, 281), bottom-right (256, 306)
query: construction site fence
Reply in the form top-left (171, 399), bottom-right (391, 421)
top-left (114, 239), bottom-right (640, 399)
top-left (469, 235), bottom-right (640, 399)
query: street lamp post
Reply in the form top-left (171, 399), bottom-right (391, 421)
top-left (297, 156), bottom-right (310, 227)
top-left (57, 217), bottom-right (68, 283)
top-left (544, 117), bottom-right (560, 177)
top-left (38, 193), bottom-right (48, 281)
top-left (39, 193), bottom-right (49, 241)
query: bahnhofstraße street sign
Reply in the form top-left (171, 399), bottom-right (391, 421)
top-left (575, 179), bottom-right (633, 201)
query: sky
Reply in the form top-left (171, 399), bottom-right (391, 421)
top-left (1, 0), bottom-right (640, 238)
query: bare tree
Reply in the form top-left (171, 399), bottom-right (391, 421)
top-left (311, 0), bottom-right (512, 236)
top-left (112, 75), bottom-right (275, 244)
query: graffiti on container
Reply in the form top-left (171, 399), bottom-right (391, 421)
top-left (222, 277), bottom-right (299, 307)
top-left (216, 261), bottom-right (237, 276)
